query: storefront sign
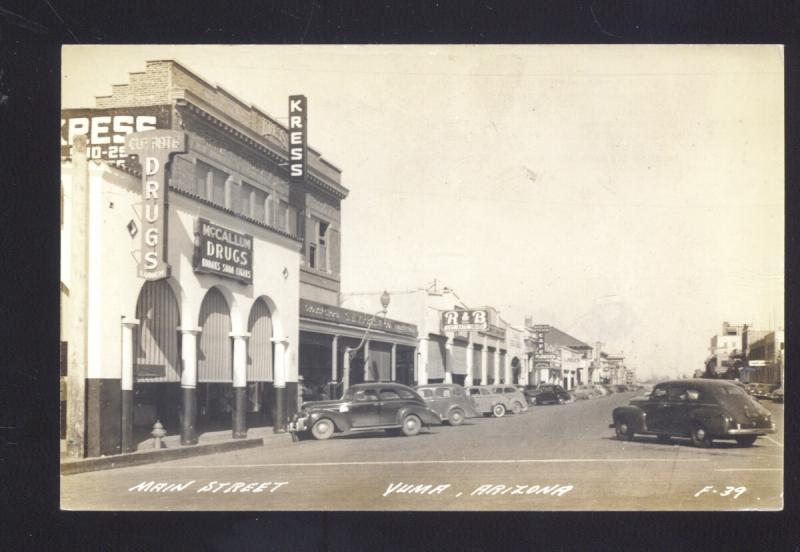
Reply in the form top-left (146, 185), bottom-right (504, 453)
top-left (125, 130), bottom-right (187, 281)
top-left (531, 324), bottom-right (550, 333)
top-left (193, 218), bottom-right (254, 284)
top-left (300, 299), bottom-right (417, 338)
top-left (441, 309), bottom-right (489, 332)
top-left (535, 353), bottom-right (558, 360)
top-left (288, 95), bottom-right (307, 182)
top-left (61, 106), bottom-right (172, 167)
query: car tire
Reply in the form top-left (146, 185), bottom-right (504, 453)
top-left (690, 424), bottom-right (713, 448)
top-left (512, 401), bottom-right (523, 414)
top-left (530, 397), bottom-right (538, 406)
top-left (401, 414), bottom-right (422, 436)
top-left (557, 396), bottom-right (566, 405)
top-left (447, 408), bottom-right (465, 426)
top-left (615, 419), bottom-right (634, 441)
top-left (492, 403), bottom-right (506, 418)
top-left (656, 434), bottom-right (671, 444)
top-left (310, 418), bottom-right (335, 440)
top-left (735, 435), bottom-right (757, 447)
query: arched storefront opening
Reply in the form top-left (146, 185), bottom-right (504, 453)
top-left (511, 357), bottom-right (521, 384)
top-left (197, 287), bottom-right (232, 433)
top-left (133, 279), bottom-right (181, 443)
top-left (247, 298), bottom-right (274, 427)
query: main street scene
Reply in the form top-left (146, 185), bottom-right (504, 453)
top-left (60, 45), bottom-right (784, 511)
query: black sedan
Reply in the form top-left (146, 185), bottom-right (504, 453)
top-left (524, 384), bottom-right (571, 406)
top-left (288, 382), bottom-right (441, 440)
top-left (611, 379), bottom-right (776, 447)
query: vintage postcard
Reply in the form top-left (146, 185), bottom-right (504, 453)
top-left (60, 44), bottom-right (784, 511)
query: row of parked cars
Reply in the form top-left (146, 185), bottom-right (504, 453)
top-left (287, 381), bottom-right (575, 440)
top-left (743, 382), bottom-right (784, 403)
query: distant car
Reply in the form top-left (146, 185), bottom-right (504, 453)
top-left (489, 385), bottom-right (529, 414)
top-left (610, 379), bottom-right (776, 447)
top-left (465, 386), bottom-right (514, 417)
top-left (769, 387), bottom-right (784, 403)
top-left (526, 384), bottom-right (571, 406)
top-left (569, 384), bottom-right (601, 401)
top-left (288, 382), bottom-right (441, 440)
top-left (748, 383), bottom-right (778, 400)
top-left (415, 383), bottom-right (480, 425)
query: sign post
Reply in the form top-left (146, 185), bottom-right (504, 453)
top-left (125, 130), bottom-right (187, 281)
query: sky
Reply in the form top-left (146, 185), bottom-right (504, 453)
top-left (62, 45), bottom-right (784, 380)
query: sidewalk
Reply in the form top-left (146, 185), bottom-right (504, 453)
top-left (60, 426), bottom-right (293, 476)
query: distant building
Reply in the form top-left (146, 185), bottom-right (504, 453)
top-left (704, 321), bottom-right (746, 379)
top-left (744, 330), bottom-right (784, 386)
top-left (523, 324), bottom-right (592, 389)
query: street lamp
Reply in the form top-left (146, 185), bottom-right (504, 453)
top-left (342, 291), bottom-right (390, 392)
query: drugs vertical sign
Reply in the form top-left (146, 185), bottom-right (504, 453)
top-left (125, 130), bottom-right (187, 280)
top-left (288, 95), bottom-right (307, 182)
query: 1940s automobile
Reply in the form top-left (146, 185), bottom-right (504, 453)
top-left (464, 386), bottom-right (514, 417)
top-left (414, 383), bottom-right (480, 425)
top-left (288, 382), bottom-right (441, 440)
top-left (610, 379), bottom-right (776, 447)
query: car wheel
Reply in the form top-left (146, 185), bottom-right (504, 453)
top-left (492, 403), bottom-right (506, 418)
top-left (557, 396), bottom-right (566, 405)
top-left (530, 397), bottom-right (538, 406)
top-left (656, 434), bottom-right (671, 444)
top-left (735, 435), bottom-right (757, 447)
top-left (448, 408), bottom-right (465, 426)
top-left (512, 401), bottom-right (523, 414)
top-left (310, 418), bottom-right (335, 440)
top-left (401, 414), bottom-right (422, 436)
top-left (615, 419), bottom-right (634, 441)
top-left (690, 424), bottom-right (713, 448)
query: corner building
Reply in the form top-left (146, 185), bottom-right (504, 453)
top-left (61, 60), bottom-right (348, 457)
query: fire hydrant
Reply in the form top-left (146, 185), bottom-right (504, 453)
top-left (151, 420), bottom-right (166, 449)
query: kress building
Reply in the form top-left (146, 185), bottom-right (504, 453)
top-left (60, 60), bottom-right (417, 458)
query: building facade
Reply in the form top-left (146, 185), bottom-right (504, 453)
top-left (523, 324), bottom-right (592, 389)
top-left (744, 330), bottom-right (784, 386)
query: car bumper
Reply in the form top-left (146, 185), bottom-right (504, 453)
top-left (726, 422), bottom-right (776, 435)
top-left (287, 417), bottom-right (309, 433)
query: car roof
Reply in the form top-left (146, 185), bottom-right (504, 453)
top-left (414, 383), bottom-right (462, 389)
top-left (654, 379), bottom-right (736, 388)
top-left (349, 382), bottom-right (415, 390)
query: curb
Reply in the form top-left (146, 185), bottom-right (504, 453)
top-left (60, 437), bottom-right (264, 476)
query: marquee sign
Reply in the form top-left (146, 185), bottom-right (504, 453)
top-left (288, 95), bottom-right (307, 182)
top-left (61, 106), bottom-right (172, 167)
top-left (193, 218), bottom-right (254, 284)
top-left (441, 309), bottom-right (489, 332)
top-left (125, 130), bottom-right (187, 281)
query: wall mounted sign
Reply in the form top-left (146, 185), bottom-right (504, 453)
top-left (531, 325), bottom-right (550, 333)
top-left (61, 106), bottom-right (172, 167)
top-left (441, 309), bottom-right (489, 332)
top-left (193, 218), bottom-right (254, 284)
top-left (125, 130), bottom-right (187, 281)
top-left (288, 95), bottom-right (307, 182)
top-left (300, 299), bottom-right (418, 338)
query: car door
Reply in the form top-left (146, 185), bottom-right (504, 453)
top-left (662, 384), bottom-right (690, 435)
top-left (418, 387), bottom-right (441, 417)
top-left (348, 387), bottom-right (382, 427)
top-left (641, 384), bottom-right (671, 432)
top-left (540, 386), bottom-right (555, 403)
top-left (377, 388), bottom-right (405, 425)
top-left (467, 387), bottom-right (486, 412)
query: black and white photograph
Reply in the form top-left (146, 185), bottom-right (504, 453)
top-left (59, 44), bottom-right (784, 511)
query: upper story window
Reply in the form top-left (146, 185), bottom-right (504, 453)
top-left (240, 181), bottom-right (271, 225)
top-left (195, 160), bottom-right (228, 203)
top-left (317, 221), bottom-right (329, 271)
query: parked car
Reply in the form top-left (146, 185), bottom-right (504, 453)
top-left (769, 387), bottom-right (784, 403)
top-left (748, 383), bottom-right (778, 400)
top-left (465, 386), bottom-right (514, 417)
top-left (610, 379), bottom-right (776, 447)
top-left (592, 384), bottom-right (612, 397)
top-left (288, 382), bottom-right (441, 440)
top-left (569, 384), bottom-right (602, 401)
top-left (489, 385), bottom-right (529, 414)
top-left (415, 383), bottom-right (480, 425)
top-left (525, 384), bottom-right (571, 406)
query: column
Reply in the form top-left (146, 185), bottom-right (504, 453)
top-left (271, 337), bottom-right (289, 433)
top-left (444, 336), bottom-right (454, 384)
top-left (230, 332), bottom-right (249, 439)
top-left (465, 343), bottom-right (474, 386)
top-left (364, 339), bottom-right (371, 381)
top-left (331, 335), bottom-right (339, 382)
top-left (391, 343), bottom-right (397, 381)
top-left (480, 337), bottom-right (488, 385)
top-left (494, 350), bottom-right (502, 384)
top-left (505, 355), bottom-right (512, 384)
top-left (120, 318), bottom-right (139, 453)
top-left (418, 337), bottom-right (429, 385)
top-left (180, 327), bottom-right (201, 445)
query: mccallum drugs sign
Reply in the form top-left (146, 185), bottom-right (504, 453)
top-left (441, 309), bottom-right (489, 332)
top-left (288, 95), bottom-right (307, 182)
top-left (125, 130), bottom-right (187, 281)
top-left (193, 218), bottom-right (253, 284)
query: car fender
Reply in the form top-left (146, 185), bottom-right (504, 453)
top-left (395, 404), bottom-right (440, 426)
top-left (308, 410), bottom-right (350, 432)
top-left (612, 406), bottom-right (646, 432)
top-left (688, 407), bottom-right (726, 435)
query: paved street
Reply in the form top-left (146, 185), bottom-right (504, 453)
top-left (61, 392), bottom-right (783, 511)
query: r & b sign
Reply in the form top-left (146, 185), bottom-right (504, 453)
top-left (441, 309), bottom-right (489, 332)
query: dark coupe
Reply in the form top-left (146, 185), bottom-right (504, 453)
top-left (524, 384), bottom-right (571, 406)
top-left (610, 379), bottom-right (776, 447)
top-left (288, 382), bottom-right (441, 440)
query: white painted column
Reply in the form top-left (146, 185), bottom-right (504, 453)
top-left (494, 349), bottom-right (502, 384)
top-left (391, 343), bottom-right (397, 381)
top-left (480, 337), bottom-right (488, 385)
top-left (230, 332), bottom-right (249, 388)
top-left (331, 335), bottom-right (338, 382)
top-left (363, 339), bottom-right (371, 381)
top-left (505, 355), bottom-right (512, 384)
top-left (465, 343), bottom-right (474, 386)
top-left (180, 328), bottom-right (201, 388)
top-left (120, 318), bottom-right (139, 392)
top-left (444, 335), bottom-right (454, 384)
top-left (271, 337), bottom-right (289, 388)
top-left (418, 337), bottom-right (429, 385)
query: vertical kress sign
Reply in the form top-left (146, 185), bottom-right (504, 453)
top-left (125, 130), bottom-right (187, 280)
top-left (288, 95), bottom-right (307, 182)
